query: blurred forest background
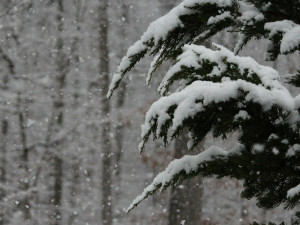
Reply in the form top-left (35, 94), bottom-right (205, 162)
top-left (0, 0), bottom-right (299, 224)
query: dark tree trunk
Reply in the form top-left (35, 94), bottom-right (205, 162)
top-left (50, 0), bottom-right (66, 224)
top-left (0, 50), bottom-right (11, 225)
top-left (67, 1), bottom-right (84, 224)
top-left (98, 0), bottom-right (113, 224)
top-left (17, 94), bottom-right (31, 221)
top-left (0, 118), bottom-right (8, 225)
top-left (0, 33), bottom-right (15, 225)
top-left (114, 0), bottom-right (129, 178)
top-left (168, 134), bottom-right (203, 225)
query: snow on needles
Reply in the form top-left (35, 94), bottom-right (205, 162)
top-left (207, 11), bottom-right (233, 25)
top-left (127, 145), bottom-right (229, 213)
top-left (265, 20), bottom-right (300, 54)
top-left (287, 184), bottom-right (300, 199)
top-left (108, 0), bottom-right (300, 98)
top-left (158, 44), bottom-right (282, 95)
top-left (140, 79), bottom-right (296, 151)
top-left (107, 0), bottom-right (234, 98)
top-left (131, 0), bottom-right (232, 46)
top-left (281, 26), bottom-right (300, 54)
top-left (137, 44), bottom-right (297, 152)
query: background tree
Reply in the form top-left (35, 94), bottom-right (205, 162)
top-left (98, 0), bottom-right (113, 224)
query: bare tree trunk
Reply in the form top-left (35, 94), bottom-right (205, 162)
top-left (168, 134), bottom-right (203, 225)
top-left (67, 162), bottom-right (80, 225)
top-left (31, 111), bottom-right (55, 225)
top-left (98, 1), bottom-right (112, 224)
top-left (114, 0), bottom-right (129, 178)
top-left (0, 38), bottom-right (16, 225)
top-left (67, 2), bottom-right (86, 224)
top-left (16, 94), bottom-right (31, 221)
top-left (50, 0), bottom-right (67, 224)
top-left (0, 117), bottom-right (8, 225)
top-left (0, 56), bottom-right (10, 225)
top-left (0, 41), bottom-right (32, 222)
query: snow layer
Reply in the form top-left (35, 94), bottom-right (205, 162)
top-left (234, 110), bottom-right (250, 120)
top-left (207, 11), bottom-right (233, 25)
top-left (281, 26), bottom-right (300, 53)
top-left (140, 78), bottom-right (296, 151)
top-left (265, 20), bottom-right (300, 54)
top-left (158, 44), bottom-right (282, 95)
top-left (108, 0), bottom-right (300, 98)
top-left (237, 2), bottom-right (264, 25)
top-left (127, 145), bottom-right (229, 212)
top-left (287, 184), bottom-right (300, 199)
top-left (137, 0), bottom-right (232, 45)
top-left (265, 20), bottom-right (295, 37)
top-left (286, 144), bottom-right (300, 157)
top-left (108, 0), bottom-right (235, 98)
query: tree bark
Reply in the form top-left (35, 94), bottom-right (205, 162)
top-left (0, 117), bottom-right (8, 225)
top-left (17, 94), bottom-right (31, 221)
top-left (114, 0), bottom-right (129, 178)
top-left (50, 0), bottom-right (66, 224)
top-left (0, 40), bottom-right (32, 222)
top-left (0, 47), bottom-right (11, 225)
top-left (98, 1), bottom-right (113, 224)
top-left (168, 134), bottom-right (203, 225)
top-left (67, 2), bottom-right (85, 224)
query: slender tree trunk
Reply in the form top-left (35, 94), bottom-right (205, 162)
top-left (2, 38), bottom-right (32, 221)
top-left (50, 0), bottom-right (66, 224)
top-left (0, 117), bottom-right (8, 225)
top-left (114, 0), bottom-right (129, 178)
top-left (0, 57), bottom-right (10, 225)
top-left (68, 2), bottom-right (84, 224)
top-left (68, 163), bottom-right (80, 225)
top-left (168, 134), bottom-right (203, 225)
top-left (16, 93), bottom-right (31, 221)
top-left (0, 41), bottom-right (15, 225)
top-left (31, 112), bottom-right (55, 225)
top-left (98, 1), bottom-right (112, 224)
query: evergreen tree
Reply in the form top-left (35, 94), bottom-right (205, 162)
top-left (108, 0), bottom-right (300, 224)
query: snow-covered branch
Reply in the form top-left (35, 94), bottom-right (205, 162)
top-left (127, 145), bottom-right (232, 213)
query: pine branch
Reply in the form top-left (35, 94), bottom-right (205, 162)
top-left (108, 0), bottom-right (300, 219)
top-left (108, 0), bottom-right (300, 98)
top-left (127, 145), bottom-right (231, 213)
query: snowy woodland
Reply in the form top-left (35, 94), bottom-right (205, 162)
top-left (0, 0), bottom-right (299, 225)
